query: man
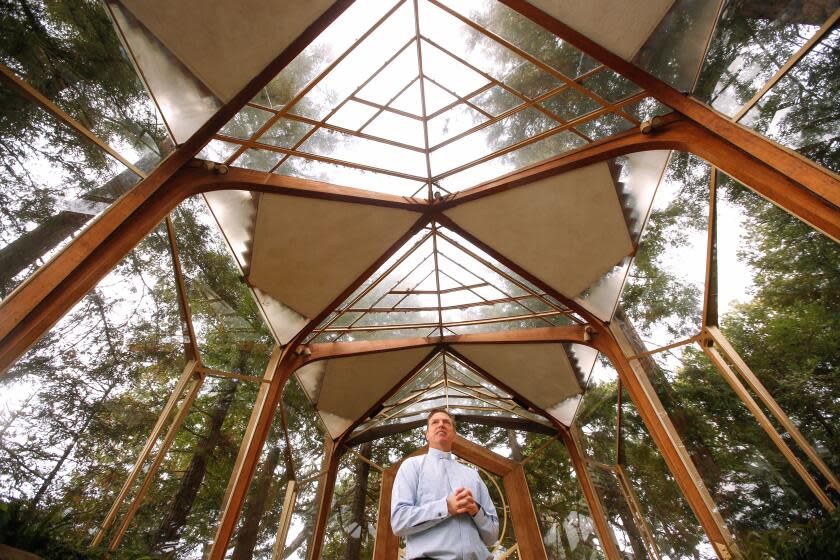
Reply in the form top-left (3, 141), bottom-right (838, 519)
top-left (390, 408), bottom-right (499, 560)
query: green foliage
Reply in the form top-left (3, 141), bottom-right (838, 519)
top-left (741, 508), bottom-right (840, 560)
top-left (0, 500), bottom-right (103, 560)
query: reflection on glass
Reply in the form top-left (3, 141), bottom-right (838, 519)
top-left (0, 86), bottom-right (142, 299)
top-left (694, 1), bottom-right (832, 117)
top-left (739, 28), bottom-right (840, 175)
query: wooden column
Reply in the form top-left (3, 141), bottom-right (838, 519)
top-left (209, 345), bottom-right (298, 559)
top-left (560, 429), bottom-right (621, 560)
top-left (701, 343), bottom-right (834, 510)
top-left (91, 359), bottom-right (198, 546)
top-left (307, 436), bottom-right (343, 560)
top-left (595, 325), bottom-right (739, 560)
top-left (502, 464), bottom-right (548, 560)
top-left (373, 466), bottom-right (400, 560)
top-left (706, 326), bottom-right (840, 495)
top-left (271, 480), bottom-right (298, 560)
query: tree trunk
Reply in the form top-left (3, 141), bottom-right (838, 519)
top-left (507, 429), bottom-right (523, 462)
top-left (344, 442), bottom-right (372, 560)
top-left (152, 378), bottom-right (239, 550)
top-left (231, 444), bottom-right (283, 560)
top-left (0, 153), bottom-right (161, 295)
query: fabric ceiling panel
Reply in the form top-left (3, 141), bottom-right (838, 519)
top-left (444, 162), bottom-right (633, 299)
top-left (249, 194), bottom-right (420, 319)
top-left (105, 0), bottom-right (221, 143)
top-left (204, 190), bottom-right (308, 344)
top-left (311, 347), bottom-right (432, 438)
top-left (524, 0), bottom-right (675, 60)
top-left (451, 343), bottom-right (582, 413)
top-left (119, 0), bottom-right (335, 103)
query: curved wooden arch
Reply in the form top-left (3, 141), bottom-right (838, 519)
top-left (372, 436), bottom-right (548, 560)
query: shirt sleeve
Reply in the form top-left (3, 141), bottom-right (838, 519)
top-left (471, 474), bottom-right (499, 546)
top-left (390, 459), bottom-right (449, 537)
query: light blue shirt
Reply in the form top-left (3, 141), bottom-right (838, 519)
top-left (391, 447), bottom-right (499, 560)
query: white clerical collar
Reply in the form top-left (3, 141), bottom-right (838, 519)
top-left (428, 447), bottom-right (453, 460)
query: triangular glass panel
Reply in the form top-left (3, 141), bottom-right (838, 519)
top-left (306, 223), bottom-right (579, 343)
top-left (389, 79), bottom-right (424, 116)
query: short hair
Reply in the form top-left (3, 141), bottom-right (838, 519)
top-left (426, 407), bottom-right (455, 428)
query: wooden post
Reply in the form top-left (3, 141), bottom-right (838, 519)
top-left (615, 465), bottom-right (661, 560)
top-left (701, 343), bottom-right (834, 510)
top-left (560, 429), bottom-right (621, 560)
top-left (373, 466), bottom-right (400, 560)
top-left (109, 370), bottom-right (205, 549)
top-left (597, 325), bottom-right (738, 560)
top-left (271, 480), bottom-right (298, 560)
top-left (91, 359), bottom-right (198, 547)
top-left (502, 464), bottom-right (549, 560)
top-left (307, 436), bottom-right (343, 560)
top-left (706, 326), bottom-right (840, 495)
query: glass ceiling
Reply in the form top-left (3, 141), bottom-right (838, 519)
top-left (304, 222), bottom-right (581, 343)
top-left (349, 348), bottom-right (554, 441)
top-left (199, 0), bottom-right (667, 198)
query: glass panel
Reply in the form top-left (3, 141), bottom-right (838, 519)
top-left (427, 104), bottom-right (488, 147)
top-left (364, 110), bottom-right (426, 148)
top-left (298, 127), bottom-right (427, 177)
top-left (1, 0), bottom-right (173, 164)
top-left (234, 148), bottom-right (282, 172)
top-left (197, 139), bottom-right (240, 163)
top-left (218, 105), bottom-right (273, 140)
top-left (575, 112), bottom-right (634, 141)
top-left (259, 118), bottom-right (314, 149)
top-left (694, 0), bottom-right (835, 117)
top-left (470, 86), bottom-right (523, 116)
top-left (430, 107), bottom-right (556, 175)
top-left (253, 0), bottom-right (406, 110)
top-left (437, 130), bottom-right (585, 192)
top-left (522, 435), bottom-right (606, 559)
top-left (540, 87), bottom-right (601, 122)
top-left (580, 70), bottom-right (642, 104)
top-left (274, 156), bottom-right (427, 196)
top-left (0, 85), bottom-right (142, 299)
top-left (170, 196), bottom-right (274, 369)
top-left (292, 2), bottom-right (416, 122)
top-left (632, 0), bottom-right (726, 92)
top-left (356, 44), bottom-right (420, 106)
top-left (439, 0), bottom-right (601, 79)
top-left (616, 152), bottom-right (708, 342)
top-left (390, 80), bottom-right (424, 115)
top-left (649, 348), bottom-right (824, 546)
top-left (738, 27), bottom-right (840, 174)
top-left (621, 97), bottom-right (673, 123)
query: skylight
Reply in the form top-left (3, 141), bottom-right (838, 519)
top-left (200, 0), bottom-right (665, 199)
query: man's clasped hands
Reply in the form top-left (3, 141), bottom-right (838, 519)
top-left (446, 487), bottom-right (479, 517)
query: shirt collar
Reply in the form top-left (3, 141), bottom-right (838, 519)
top-left (427, 446), bottom-right (453, 460)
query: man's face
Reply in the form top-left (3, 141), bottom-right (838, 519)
top-left (426, 411), bottom-right (456, 451)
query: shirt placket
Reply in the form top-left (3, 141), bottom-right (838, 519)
top-left (441, 458), bottom-right (466, 559)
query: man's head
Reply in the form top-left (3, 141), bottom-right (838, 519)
top-left (426, 408), bottom-right (456, 451)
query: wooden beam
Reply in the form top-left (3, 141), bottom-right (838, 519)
top-left (165, 216), bottom-right (200, 362)
top-left (0, 166), bottom-right (426, 377)
top-left (301, 325), bottom-right (589, 364)
top-left (561, 428), bottom-right (621, 560)
top-left (91, 359), bottom-right (198, 546)
top-left (701, 344), bottom-right (833, 510)
top-left (373, 466), bottom-right (401, 560)
top-left (498, 0), bottom-right (840, 220)
top-left (109, 370), bottom-right (205, 550)
top-left (307, 436), bottom-right (344, 560)
top-left (441, 116), bottom-right (840, 243)
top-left (502, 464), bottom-right (549, 560)
top-left (594, 325), bottom-right (738, 560)
top-left (702, 168), bottom-right (719, 328)
top-left (705, 326), bottom-right (840, 495)
top-left (453, 435), bottom-right (516, 476)
top-left (0, 0), bottom-right (359, 376)
top-left (271, 480), bottom-right (298, 560)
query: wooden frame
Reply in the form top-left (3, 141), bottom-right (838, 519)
top-left (3, 2), bottom-right (840, 559)
top-left (373, 436), bottom-right (548, 560)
